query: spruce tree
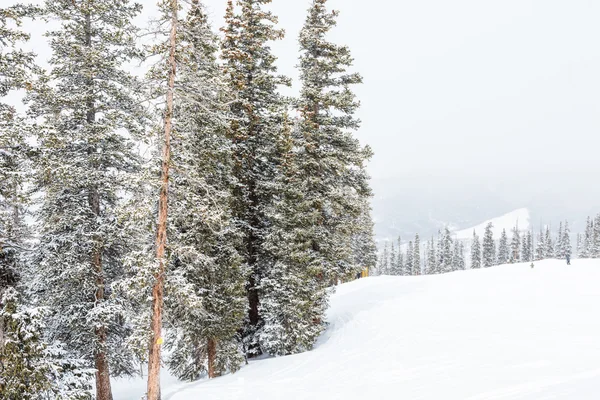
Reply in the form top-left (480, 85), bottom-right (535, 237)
top-left (482, 222), bottom-right (496, 268)
top-left (497, 229), bottom-right (509, 265)
top-left (535, 228), bottom-right (546, 261)
top-left (30, 1), bottom-right (145, 398)
top-left (427, 237), bottom-right (438, 274)
top-left (544, 226), bottom-right (554, 259)
top-left (439, 227), bottom-right (453, 273)
top-left (556, 221), bottom-right (564, 258)
top-left (471, 231), bottom-right (482, 269)
top-left (389, 242), bottom-right (397, 274)
top-left (394, 237), bottom-right (404, 275)
top-left (510, 224), bottom-right (521, 263)
top-left (162, 0), bottom-right (247, 379)
top-left (406, 241), bottom-right (414, 275)
top-left (521, 231), bottom-right (533, 262)
top-left (413, 234), bottom-right (420, 275)
top-left (379, 242), bottom-right (390, 275)
top-left (452, 240), bottom-right (465, 271)
top-left (221, 0), bottom-right (290, 356)
top-left (562, 221), bottom-right (571, 261)
top-left (582, 217), bottom-right (593, 258)
top-left (592, 214), bottom-right (600, 258)
top-left (350, 204), bottom-right (377, 274)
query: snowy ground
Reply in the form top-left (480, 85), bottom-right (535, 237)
top-left (116, 259), bottom-right (600, 400)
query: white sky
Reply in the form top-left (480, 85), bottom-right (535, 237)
top-left (7, 0), bottom-right (600, 227)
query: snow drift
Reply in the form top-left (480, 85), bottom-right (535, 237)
top-left (117, 259), bottom-right (600, 399)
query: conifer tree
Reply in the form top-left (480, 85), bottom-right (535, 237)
top-left (576, 233), bottom-right (582, 258)
top-left (350, 205), bottom-right (378, 274)
top-left (471, 231), bottom-right (482, 269)
top-left (390, 242), bottom-right (397, 274)
top-left (510, 224), bottom-right (521, 263)
top-left (30, 1), bottom-right (145, 398)
top-left (412, 234), bottom-right (420, 275)
top-left (535, 228), bottom-right (546, 261)
top-left (556, 221), bottom-right (564, 258)
top-left (379, 242), bottom-right (390, 275)
top-left (393, 236), bottom-right (404, 275)
top-left (221, 0), bottom-right (290, 356)
top-left (592, 215), bottom-right (600, 258)
top-left (406, 241), bottom-right (414, 275)
top-left (544, 226), bottom-right (554, 259)
top-left (482, 222), bottom-right (496, 268)
top-left (427, 237), bottom-right (438, 274)
top-left (562, 221), bottom-right (571, 260)
top-left (163, 0), bottom-right (247, 379)
top-left (439, 227), bottom-right (453, 273)
top-left (497, 229), bottom-right (509, 265)
top-left (452, 240), bottom-right (465, 271)
top-left (521, 231), bottom-right (533, 262)
top-left (582, 217), bottom-right (593, 258)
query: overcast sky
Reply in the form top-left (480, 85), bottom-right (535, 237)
top-left (9, 0), bottom-right (600, 227)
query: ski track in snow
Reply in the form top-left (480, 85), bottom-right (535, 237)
top-left (114, 259), bottom-right (600, 400)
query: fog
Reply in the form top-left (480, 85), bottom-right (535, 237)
top-left (9, 0), bottom-right (600, 237)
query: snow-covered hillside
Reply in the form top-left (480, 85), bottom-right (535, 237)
top-left (455, 207), bottom-right (531, 240)
top-left (117, 259), bottom-right (600, 400)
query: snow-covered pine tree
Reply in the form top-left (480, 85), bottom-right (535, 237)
top-left (562, 221), bottom-right (571, 261)
top-left (260, 116), bottom-right (330, 356)
top-left (452, 240), bottom-right (465, 271)
top-left (521, 231), bottom-right (533, 262)
top-left (413, 234), bottom-right (420, 275)
top-left (379, 242), bottom-right (390, 275)
top-left (163, 0), bottom-right (247, 380)
top-left (0, 3), bottom-right (37, 303)
top-left (221, 0), bottom-right (290, 356)
top-left (576, 233), bottom-right (582, 258)
top-left (555, 221), bottom-right (564, 258)
top-left (406, 241), bottom-right (414, 275)
top-left (592, 214), bottom-right (600, 258)
top-left (0, 288), bottom-right (94, 399)
top-left (544, 226), bottom-right (554, 259)
top-left (394, 236), bottom-right (404, 275)
top-left (497, 228), bottom-right (509, 265)
top-left (439, 227), bottom-right (453, 273)
top-left (471, 231), bottom-right (482, 269)
top-left (390, 242), bottom-right (397, 274)
top-left (510, 224), bottom-right (521, 263)
top-left (582, 216), bottom-right (593, 258)
top-left (29, 1), bottom-right (145, 398)
top-left (427, 237), bottom-right (438, 274)
top-left (482, 222), bottom-right (495, 268)
top-left (535, 227), bottom-right (546, 261)
top-left (350, 203), bottom-right (377, 275)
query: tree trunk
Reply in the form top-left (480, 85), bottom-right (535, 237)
top-left (84, 9), bottom-right (113, 400)
top-left (147, 1), bottom-right (177, 399)
top-left (207, 338), bottom-right (217, 379)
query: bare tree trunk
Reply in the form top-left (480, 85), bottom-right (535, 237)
top-left (147, 1), bottom-right (177, 399)
top-left (84, 8), bottom-right (113, 400)
top-left (207, 338), bottom-right (217, 379)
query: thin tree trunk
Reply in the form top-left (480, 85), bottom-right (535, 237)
top-left (147, 1), bottom-right (177, 398)
top-left (207, 338), bottom-right (217, 379)
top-left (84, 8), bottom-right (113, 400)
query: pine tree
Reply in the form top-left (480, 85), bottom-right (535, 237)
top-left (562, 220), bottom-right (572, 260)
top-left (412, 234), bottom-right (420, 275)
top-left (497, 229), bottom-right (509, 265)
top-left (544, 226), bottom-right (554, 259)
top-left (593, 215), bottom-right (600, 258)
top-left (406, 241), bottom-right (414, 275)
top-left (30, 1), bottom-right (145, 398)
top-left (535, 227), bottom-right (545, 260)
top-left (482, 222), bottom-right (496, 268)
top-left (163, 0), bottom-right (247, 379)
top-left (510, 224), bottom-right (521, 263)
top-left (582, 217), bottom-right (593, 258)
top-left (438, 227), bottom-right (453, 273)
top-left (427, 237), bottom-right (437, 274)
top-left (350, 204), bottom-right (378, 274)
top-left (556, 221), bottom-right (564, 258)
top-left (393, 236), bottom-right (403, 275)
top-left (452, 240), bottom-right (465, 271)
top-left (221, 0), bottom-right (290, 356)
top-left (379, 242), bottom-right (390, 275)
top-left (576, 233), bottom-right (582, 258)
top-left (0, 288), bottom-right (94, 399)
top-left (389, 242), bottom-right (397, 274)
top-left (471, 231), bottom-right (482, 269)
top-left (521, 231), bottom-right (533, 262)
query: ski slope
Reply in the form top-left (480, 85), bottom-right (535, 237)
top-left (117, 259), bottom-right (600, 400)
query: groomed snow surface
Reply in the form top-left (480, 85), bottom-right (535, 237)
top-left (116, 259), bottom-right (600, 400)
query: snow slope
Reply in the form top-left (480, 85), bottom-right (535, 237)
top-left (455, 208), bottom-right (530, 240)
top-left (118, 259), bottom-right (600, 400)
